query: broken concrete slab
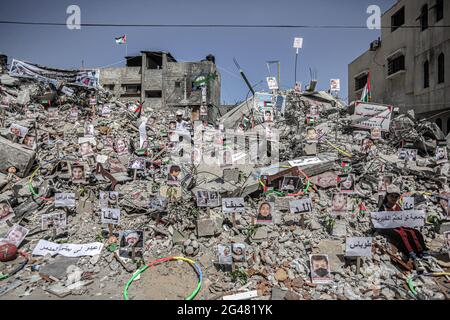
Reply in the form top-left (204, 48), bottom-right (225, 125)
top-left (0, 136), bottom-right (36, 177)
top-left (39, 257), bottom-right (80, 281)
top-left (196, 218), bottom-right (217, 237)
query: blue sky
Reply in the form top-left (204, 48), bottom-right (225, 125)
top-left (0, 0), bottom-right (396, 104)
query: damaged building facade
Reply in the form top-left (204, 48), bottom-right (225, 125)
top-left (99, 51), bottom-right (221, 121)
top-left (348, 0), bottom-right (449, 133)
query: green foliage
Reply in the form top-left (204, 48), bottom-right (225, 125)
top-left (229, 269), bottom-right (248, 285)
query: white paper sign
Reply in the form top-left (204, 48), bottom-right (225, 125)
top-left (32, 240), bottom-right (103, 257)
top-left (345, 237), bottom-right (373, 257)
top-left (352, 102), bottom-right (392, 132)
top-left (55, 193), bottom-right (76, 208)
top-left (222, 198), bottom-right (246, 213)
top-left (289, 198), bottom-right (313, 214)
top-left (293, 37), bottom-right (303, 49)
top-left (101, 207), bottom-right (121, 225)
top-left (371, 210), bottom-right (425, 229)
top-left (288, 157), bottom-right (323, 167)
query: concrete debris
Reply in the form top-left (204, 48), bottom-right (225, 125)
top-left (0, 59), bottom-right (448, 302)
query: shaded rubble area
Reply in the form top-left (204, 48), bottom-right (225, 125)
top-left (0, 71), bottom-right (449, 301)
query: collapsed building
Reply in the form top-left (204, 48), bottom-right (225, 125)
top-left (0, 58), bottom-right (449, 300)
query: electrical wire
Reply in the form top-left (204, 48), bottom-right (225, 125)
top-left (1, 21), bottom-right (450, 29)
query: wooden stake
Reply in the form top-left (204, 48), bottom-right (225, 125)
top-left (133, 169), bottom-right (137, 181)
top-left (356, 257), bottom-right (361, 274)
top-left (131, 247), bottom-right (136, 260)
top-left (108, 223), bottom-right (113, 237)
top-left (232, 212), bottom-right (237, 227)
top-left (300, 214), bottom-right (305, 228)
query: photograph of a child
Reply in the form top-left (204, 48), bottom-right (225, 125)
top-left (5, 224), bottom-right (29, 247)
top-left (371, 126), bottom-right (382, 140)
top-left (310, 254), bottom-right (332, 284)
top-left (310, 104), bottom-right (319, 116)
top-left (378, 175), bottom-right (393, 194)
top-left (264, 110), bottom-right (273, 123)
top-left (436, 145), bottom-right (448, 165)
top-left (119, 230), bottom-right (144, 248)
top-left (84, 123), bottom-right (95, 137)
top-left (221, 150), bottom-right (233, 167)
top-left (71, 164), bottom-right (85, 182)
top-left (338, 174), bottom-right (355, 193)
top-left (79, 141), bottom-right (94, 158)
top-left (196, 191), bottom-right (209, 207)
top-left (168, 121), bottom-right (176, 131)
top-left (208, 191), bottom-right (220, 207)
top-left (306, 127), bottom-right (318, 143)
top-left (281, 176), bottom-right (300, 192)
top-left (256, 202), bottom-right (273, 224)
top-left (332, 193), bottom-right (348, 215)
top-left (114, 138), bottom-right (128, 155)
top-left (231, 243), bottom-right (246, 263)
top-left (41, 212), bottom-right (67, 231)
top-left (0, 200), bottom-right (14, 224)
top-left (361, 138), bottom-right (374, 153)
top-left (22, 134), bottom-right (36, 150)
top-left (103, 136), bottom-right (115, 150)
top-left (8, 123), bottom-right (28, 142)
top-left (167, 165), bottom-right (182, 185)
top-left (99, 191), bottom-right (119, 208)
top-left (218, 244), bottom-right (232, 265)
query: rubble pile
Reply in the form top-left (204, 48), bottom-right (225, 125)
top-left (0, 67), bottom-right (449, 300)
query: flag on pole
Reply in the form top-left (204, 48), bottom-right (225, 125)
top-left (360, 71), bottom-right (371, 102)
top-left (115, 35), bottom-right (127, 44)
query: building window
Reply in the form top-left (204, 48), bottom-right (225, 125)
top-left (438, 53), bottom-right (445, 84)
top-left (145, 90), bottom-right (162, 98)
top-left (175, 81), bottom-right (181, 88)
top-left (146, 53), bottom-right (163, 69)
top-left (391, 7), bottom-right (405, 32)
top-left (420, 5), bottom-right (429, 31)
top-left (388, 55), bottom-right (405, 75)
top-left (121, 84), bottom-right (141, 97)
top-left (355, 74), bottom-right (368, 91)
top-left (424, 60), bottom-right (429, 88)
top-left (435, 0), bottom-right (444, 22)
top-left (104, 84), bottom-right (115, 91)
top-left (436, 118), bottom-right (442, 131)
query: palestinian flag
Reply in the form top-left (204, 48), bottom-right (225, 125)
top-left (115, 35), bottom-right (127, 44)
top-left (360, 71), bottom-right (371, 102)
top-left (134, 101), bottom-right (143, 117)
